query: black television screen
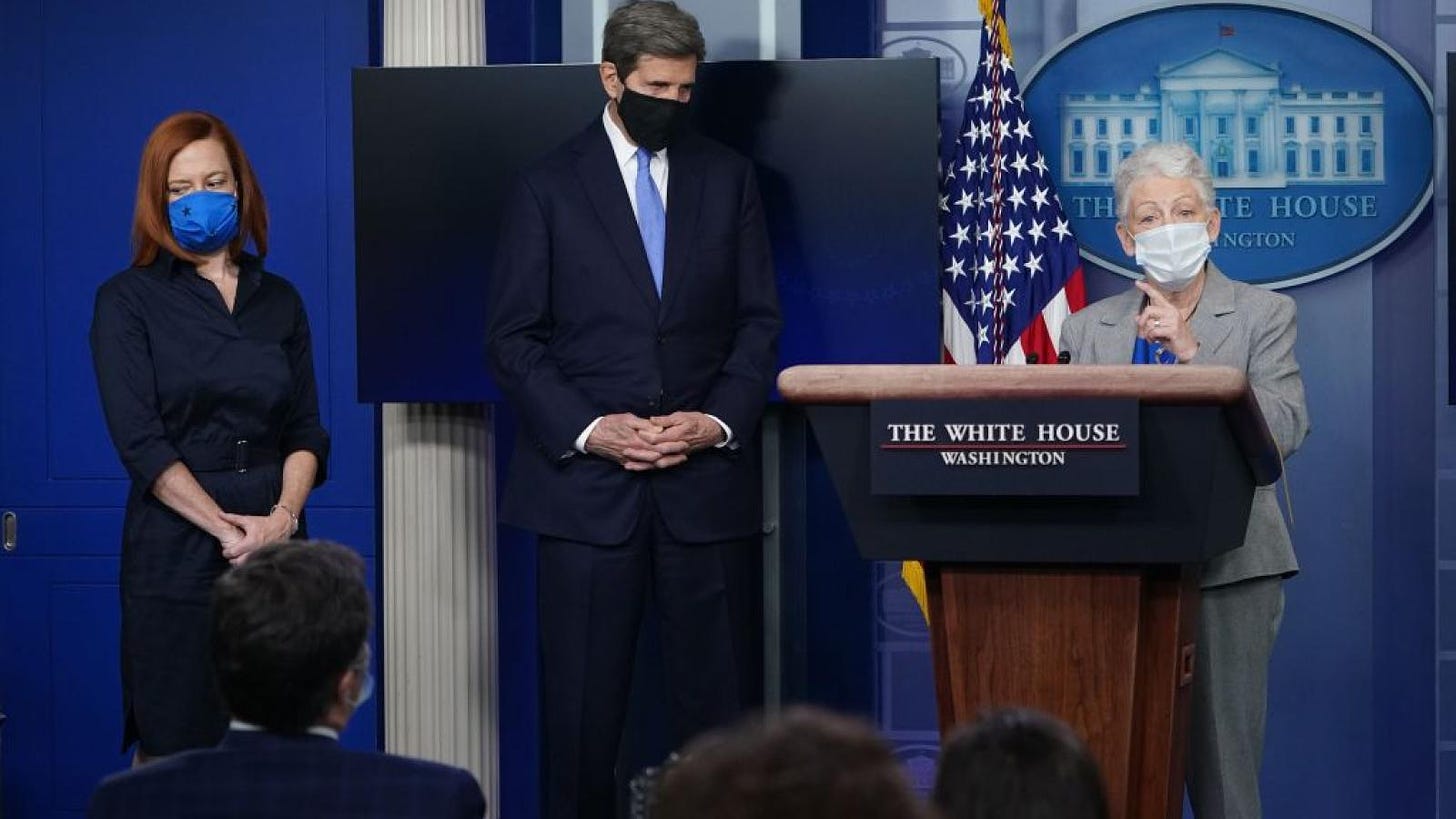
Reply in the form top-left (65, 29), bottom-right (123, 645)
top-left (352, 59), bottom-right (942, 403)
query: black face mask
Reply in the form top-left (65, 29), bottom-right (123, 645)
top-left (616, 85), bottom-right (690, 152)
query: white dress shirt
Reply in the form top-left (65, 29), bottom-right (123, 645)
top-left (229, 718), bottom-right (339, 741)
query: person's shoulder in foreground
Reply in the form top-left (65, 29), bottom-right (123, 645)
top-left (89, 730), bottom-right (485, 819)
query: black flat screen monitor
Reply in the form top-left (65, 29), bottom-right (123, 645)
top-left (352, 59), bottom-right (942, 402)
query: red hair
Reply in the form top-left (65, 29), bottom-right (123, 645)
top-left (131, 111), bottom-right (268, 267)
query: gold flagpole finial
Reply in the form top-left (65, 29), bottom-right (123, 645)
top-left (978, 0), bottom-right (1014, 62)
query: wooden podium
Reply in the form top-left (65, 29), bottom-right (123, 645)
top-left (777, 364), bottom-right (1282, 819)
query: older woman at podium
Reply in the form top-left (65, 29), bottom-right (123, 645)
top-left (1058, 141), bottom-right (1308, 819)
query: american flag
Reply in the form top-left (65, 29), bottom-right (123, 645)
top-left (906, 0), bottom-right (1090, 622)
top-left (940, 0), bottom-right (1085, 365)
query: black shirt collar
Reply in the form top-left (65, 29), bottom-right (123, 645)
top-left (148, 249), bottom-right (265, 313)
top-left (149, 248), bottom-right (263, 279)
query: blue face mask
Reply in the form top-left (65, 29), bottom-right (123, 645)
top-left (168, 190), bottom-right (239, 254)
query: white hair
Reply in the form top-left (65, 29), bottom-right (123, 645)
top-left (1113, 141), bottom-right (1216, 224)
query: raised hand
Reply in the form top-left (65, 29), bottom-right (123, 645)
top-left (1135, 280), bottom-right (1199, 362)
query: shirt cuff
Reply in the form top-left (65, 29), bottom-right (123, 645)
top-left (705, 414), bottom-right (734, 449)
top-left (128, 441), bottom-right (184, 491)
top-left (281, 429), bottom-right (331, 485)
top-left (574, 417), bottom-right (604, 454)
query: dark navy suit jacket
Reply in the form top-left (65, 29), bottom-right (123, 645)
top-left (487, 120), bottom-right (781, 545)
top-left (87, 730), bottom-right (486, 818)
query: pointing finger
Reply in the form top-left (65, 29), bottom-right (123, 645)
top-left (1134, 280), bottom-right (1174, 308)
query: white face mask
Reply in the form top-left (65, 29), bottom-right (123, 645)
top-left (1132, 221), bottom-right (1211, 292)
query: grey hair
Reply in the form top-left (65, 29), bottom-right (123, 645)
top-left (1113, 141), bottom-right (1216, 224)
top-left (602, 1), bottom-right (706, 80)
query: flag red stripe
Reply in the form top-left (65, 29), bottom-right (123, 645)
top-left (1019, 315), bottom-right (1057, 364)
top-left (1016, 266), bottom-right (1086, 363)
top-left (1062, 267), bottom-right (1087, 311)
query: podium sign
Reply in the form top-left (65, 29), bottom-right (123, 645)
top-left (869, 398), bottom-right (1138, 496)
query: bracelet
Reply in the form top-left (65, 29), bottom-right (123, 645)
top-left (270, 503), bottom-right (300, 536)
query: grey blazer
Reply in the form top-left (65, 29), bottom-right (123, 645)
top-left (1058, 262), bottom-right (1310, 588)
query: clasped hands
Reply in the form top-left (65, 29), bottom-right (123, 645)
top-left (214, 507), bottom-right (295, 565)
top-left (585, 411), bottom-right (724, 471)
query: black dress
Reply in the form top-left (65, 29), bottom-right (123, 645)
top-left (89, 251), bottom-right (330, 755)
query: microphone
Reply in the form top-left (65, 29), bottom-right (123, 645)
top-left (1025, 352), bottom-right (1039, 364)
top-left (1057, 351), bottom-right (1071, 364)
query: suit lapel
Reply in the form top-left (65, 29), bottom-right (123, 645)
top-left (660, 138), bottom-right (703, 318)
top-left (1093, 263), bottom-right (1236, 363)
top-left (573, 124), bottom-right (661, 311)
top-left (1189, 261), bottom-right (1237, 358)
top-left (1095, 289), bottom-right (1143, 362)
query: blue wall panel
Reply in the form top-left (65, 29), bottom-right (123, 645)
top-left (1372, 9), bottom-right (1437, 819)
top-left (486, 0), bottom-right (562, 64)
top-left (1262, 262), bottom-right (1376, 819)
top-left (1372, 218), bottom-right (1437, 818)
top-left (0, 557), bottom-right (129, 816)
top-left (801, 0), bottom-right (876, 59)
top-left (51, 581), bottom-right (130, 811)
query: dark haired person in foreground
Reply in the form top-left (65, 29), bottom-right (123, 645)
top-left (651, 705), bottom-right (929, 819)
top-left (88, 541), bottom-right (485, 819)
top-left (933, 708), bottom-right (1109, 819)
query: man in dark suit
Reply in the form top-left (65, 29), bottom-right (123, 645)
top-left (486, 2), bottom-right (781, 816)
top-left (88, 541), bottom-right (486, 819)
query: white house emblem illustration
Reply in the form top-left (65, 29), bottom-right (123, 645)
top-left (1057, 48), bottom-right (1384, 188)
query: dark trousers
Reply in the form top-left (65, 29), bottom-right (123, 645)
top-left (537, 492), bottom-right (758, 819)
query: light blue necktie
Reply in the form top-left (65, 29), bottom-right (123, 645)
top-left (634, 146), bottom-right (666, 296)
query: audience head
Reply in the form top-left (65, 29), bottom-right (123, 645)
top-left (933, 707), bottom-right (1109, 819)
top-left (652, 705), bottom-right (928, 819)
top-left (210, 540), bottom-right (372, 735)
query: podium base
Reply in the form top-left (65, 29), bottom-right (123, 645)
top-left (927, 563), bottom-right (1200, 819)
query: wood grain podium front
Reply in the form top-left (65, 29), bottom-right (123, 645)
top-left (778, 364), bottom-right (1281, 819)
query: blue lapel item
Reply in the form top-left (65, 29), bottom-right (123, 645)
top-left (1131, 335), bottom-right (1178, 365)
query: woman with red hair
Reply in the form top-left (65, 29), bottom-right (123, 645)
top-left (89, 111), bottom-right (330, 762)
